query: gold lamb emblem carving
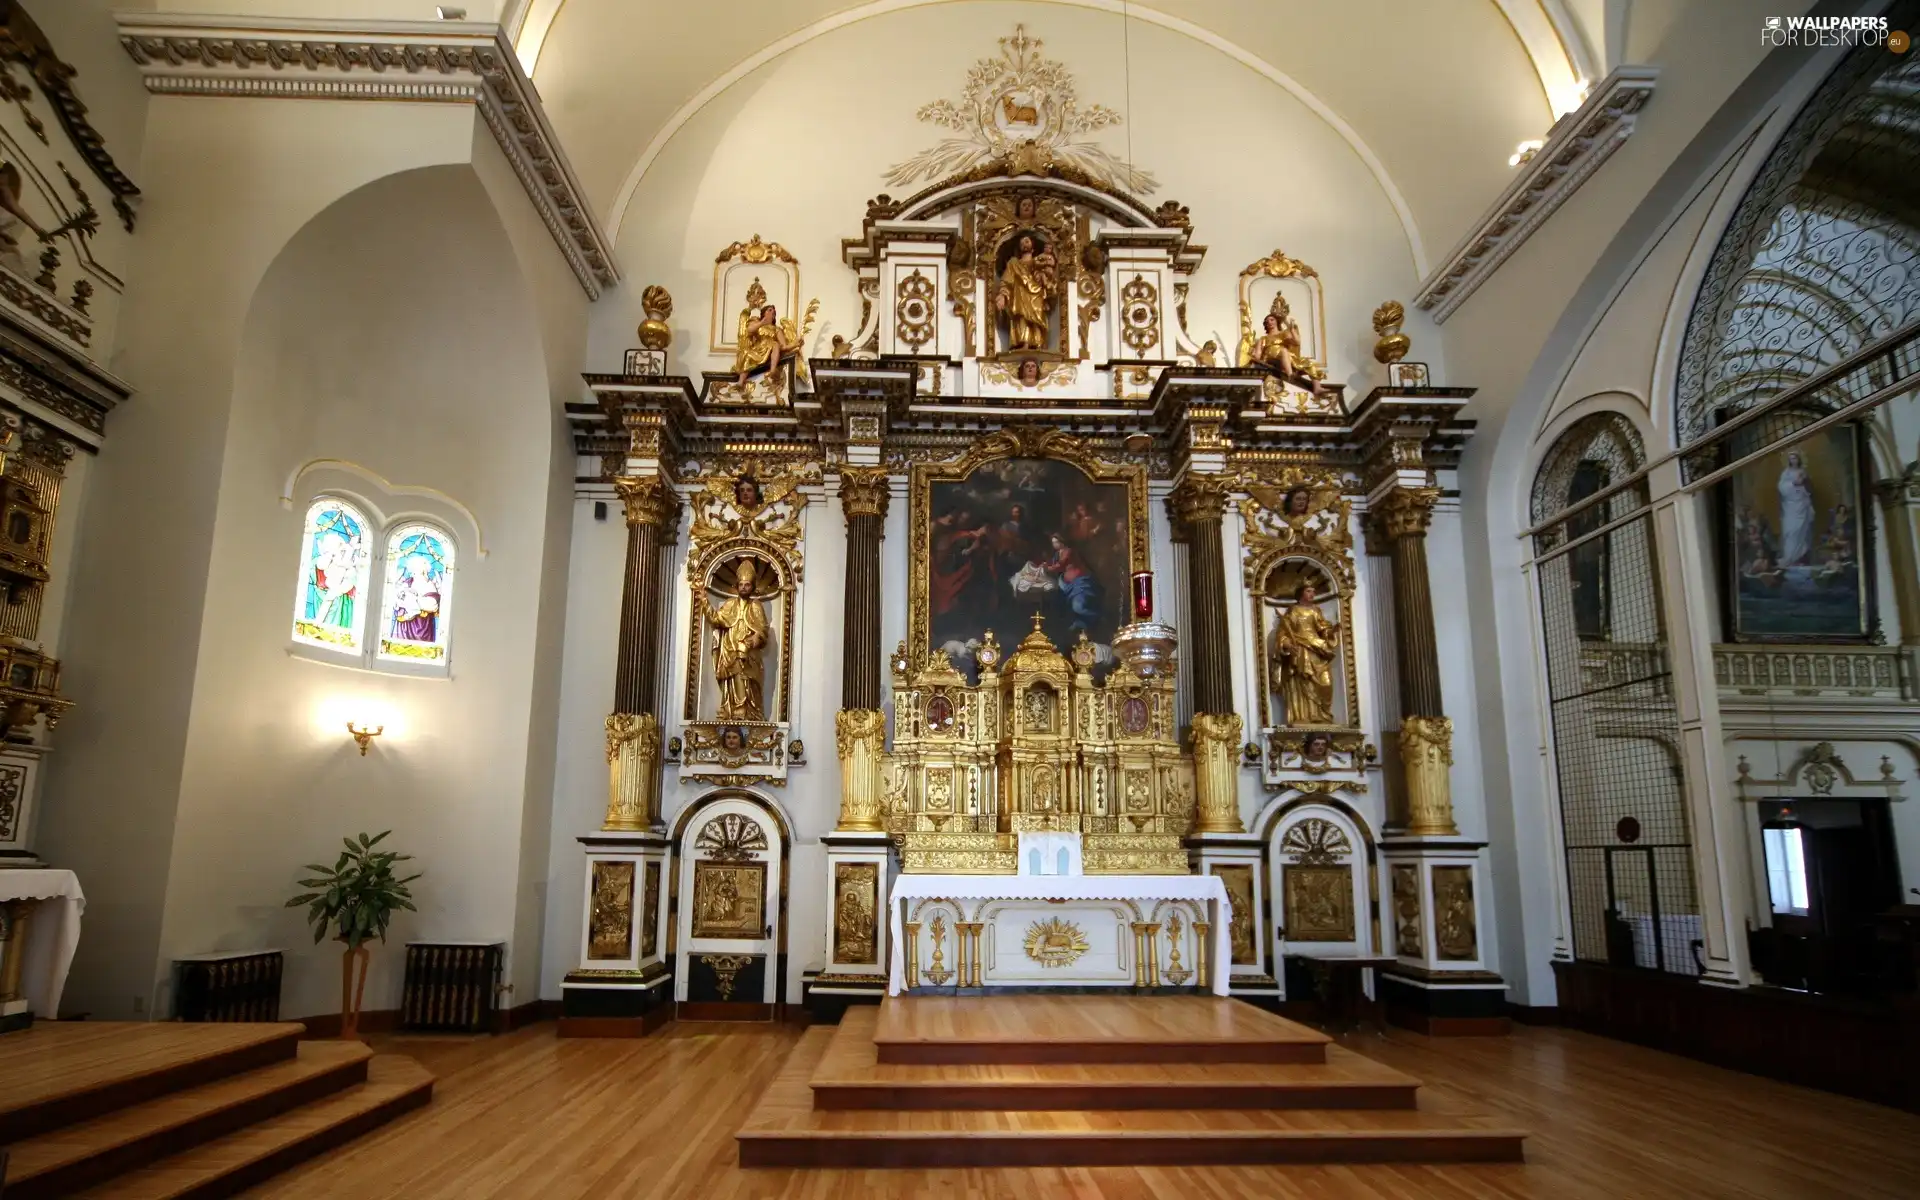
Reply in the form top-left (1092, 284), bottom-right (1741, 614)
top-left (1023, 917), bottom-right (1090, 968)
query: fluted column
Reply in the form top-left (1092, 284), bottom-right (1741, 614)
top-left (835, 467), bottom-right (891, 831)
top-left (1171, 473), bottom-right (1243, 834)
top-left (604, 475), bottom-right (680, 832)
top-left (1371, 486), bottom-right (1455, 837)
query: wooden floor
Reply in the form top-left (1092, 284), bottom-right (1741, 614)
top-left (223, 1012), bottom-right (1920, 1198)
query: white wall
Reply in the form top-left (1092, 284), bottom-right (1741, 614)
top-left (38, 94), bottom-right (586, 1020)
top-left (585, 1), bottom-right (1436, 393)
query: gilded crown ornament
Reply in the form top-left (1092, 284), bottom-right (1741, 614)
top-left (637, 285), bottom-right (673, 352)
top-left (1372, 300), bottom-right (1410, 365)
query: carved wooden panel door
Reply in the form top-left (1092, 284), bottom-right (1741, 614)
top-left (675, 797), bottom-right (783, 1009)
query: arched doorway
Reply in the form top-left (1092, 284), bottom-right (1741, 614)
top-left (672, 790), bottom-right (789, 1016)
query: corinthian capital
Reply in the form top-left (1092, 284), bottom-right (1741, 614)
top-left (1169, 472), bottom-right (1233, 528)
top-left (613, 474), bottom-right (681, 530)
top-left (838, 466), bottom-right (892, 521)
top-left (1368, 486), bottom-right (1440, 543)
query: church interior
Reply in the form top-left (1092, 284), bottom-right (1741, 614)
top-left (2, 0), bottom-right (1919, 1196)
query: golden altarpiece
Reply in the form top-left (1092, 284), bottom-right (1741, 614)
top-left (559, 23), bottom-right (1503, 1026)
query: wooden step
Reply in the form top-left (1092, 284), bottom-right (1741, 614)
top-left (68, 1055), bottom-right (434, 1200)
top-left (871, 994), bottom-right (1330, 1064)
top-left (810, 1009), bottom-right (1417, 1111)
top-left (0, 1023), bottom-right (304, 1144)
top-left (739, 1029), bottom-right (1525, 1169)
top-left (3, 1041), bottom-right (372, 1200)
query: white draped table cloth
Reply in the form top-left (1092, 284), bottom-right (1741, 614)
top-left (0, 867), bottom-right (85, 1019)
top-left (888, 873), bottom-right (1232, 997)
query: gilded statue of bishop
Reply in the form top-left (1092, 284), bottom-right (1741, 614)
top-left (710, 557), bottom-right (770, 722)
top-left (1272, 579), bottom-right (1340, 726)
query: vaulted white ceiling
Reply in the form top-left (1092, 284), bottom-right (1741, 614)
top-left (512, 0), bottom-right (1601, 266)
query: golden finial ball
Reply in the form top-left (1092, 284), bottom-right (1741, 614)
top-left (637, 284), bottom-right (673, 352)
top-left (1371, 300), bottom-right (1411, 365)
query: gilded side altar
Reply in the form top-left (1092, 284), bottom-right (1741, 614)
top-left (883, 614), bottom-right (1193, 874)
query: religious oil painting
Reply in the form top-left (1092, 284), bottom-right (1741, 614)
top-left (691, 860), bottom-right (767, 940)
top-left (1726, 423), bottom-right (1872, 642)
top-left (379, 524), bottom-right (453, 662)
top-left (925, 456), bottom-right (1130, 678)
top-left (292, 498), bottom-right (371, 653)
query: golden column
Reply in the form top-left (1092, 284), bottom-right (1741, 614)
top-left (834, 467), bottom-right (891, 831)
top-left (1171, 472), bottom-right (1244, 834)
top-left (604, 474), bottom-right (681, 832)
top-left (1370, 486), bottom-right (1457, 837)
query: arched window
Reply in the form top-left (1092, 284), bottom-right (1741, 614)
top-left (379, 524), bottom-right (455, 663)
top-left (289, 497), bottom-right (457, 673)
top-left (292, 498), bottom-right (373, 654)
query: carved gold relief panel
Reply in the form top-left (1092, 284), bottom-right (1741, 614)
top-left (1432, 865), bottom-right (1478, 962)
top-left (587, 861), bottom-right (635, 960)
top-left (1283, 864), bottom-right (1355, 943)
top-left (691, 861), bottom-right (767, 940)
top-left (641, 861), bottom-right (661, 959)
top-left (1211, 864), bottom-right (1258, 966)
top-left (833, 862), bottom-right (880, 965)
top-left (1391, 864), bottom-right (1424, 959)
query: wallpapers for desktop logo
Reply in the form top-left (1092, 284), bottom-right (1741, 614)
top-left (1761, 14), bottom-right (1908, 51)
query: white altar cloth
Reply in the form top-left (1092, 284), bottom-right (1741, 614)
top-left (888, 873), bottom-right (1232, 997)
top-left (1, 868), bottom-right (85, 1018)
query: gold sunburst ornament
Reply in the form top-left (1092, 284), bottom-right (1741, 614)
top-left (1023, 917), bottom-right (1090, 967)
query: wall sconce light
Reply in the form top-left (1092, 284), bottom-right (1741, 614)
top-left (347, 721), bottom-right (385, 756)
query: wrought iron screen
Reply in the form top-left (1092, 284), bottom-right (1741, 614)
top-left (1532, 418), bottom-right (1704, 975)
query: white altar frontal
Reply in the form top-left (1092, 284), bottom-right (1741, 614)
top-left (888, 870), bottom-right (1231, 996)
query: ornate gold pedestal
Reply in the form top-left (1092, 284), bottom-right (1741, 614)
top-left (1190, 711), bottom-right (1244, 834)
top-left (603, 712), bottom-right (662, 831)
top-left (1399, 715), bottom-right (1458, 837)
top-left (834, 708), bottom-right (886, 832)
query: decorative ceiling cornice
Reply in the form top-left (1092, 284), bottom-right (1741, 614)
top-left (1414, 66), bottom-right (1658, 324)
top-left (115, 14), bottom-right (617, 301)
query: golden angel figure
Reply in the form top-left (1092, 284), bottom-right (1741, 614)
top-left (995, 233), bottom-right (1057, 351)
top-left (732, 280), bottom-right (817, 386)
top-left (709, 557), bottom-right (770, 722)
top-left (1240, 293), bottom-right (1302, 372)
top-left (1272, 580), bottom-right (1340, 726)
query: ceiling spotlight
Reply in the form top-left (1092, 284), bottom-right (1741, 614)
top-left (1509, 139), bottom-right (1545, 168)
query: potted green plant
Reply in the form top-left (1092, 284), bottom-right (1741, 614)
top-left (285, 831), bottom-right (420, 1039)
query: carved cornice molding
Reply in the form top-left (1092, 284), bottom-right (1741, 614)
top-left (837, 465), bottom-right (891, 521)
top-left (116, 15), bottom-right (617, 301)
top-left (1414, 66), bottom-right (1657, 323)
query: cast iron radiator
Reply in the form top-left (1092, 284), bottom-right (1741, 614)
top-left (400, 941), bottom-right (504, 1032)
top-left (173, 950), bottom-right (284, 1022)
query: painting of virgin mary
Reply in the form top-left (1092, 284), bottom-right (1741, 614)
top-left (1726, 423), bottom-right (1872, 642)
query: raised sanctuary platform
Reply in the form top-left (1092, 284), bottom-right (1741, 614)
top-left (736, 995), bottom-right (1525, 1168)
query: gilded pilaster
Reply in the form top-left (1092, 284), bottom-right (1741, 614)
top-left (836, 467), bottom-right (891, 833)
top-left (605, 475), bottom-right (679, 833)
top-left (1369, 485), bottom-right (1455, 835)
top-left (1169, 472), bottom-right (1235, 715)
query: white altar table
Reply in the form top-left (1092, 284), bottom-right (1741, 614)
top-left (1, 867), bottom-right (85, 1021)
top-left (888, 874), bottom-right (1231, 997)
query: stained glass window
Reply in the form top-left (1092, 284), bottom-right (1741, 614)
top-left (292, 499), bottom-right (372, 654)
top-left (378, 524), bottom-right (454, 663)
